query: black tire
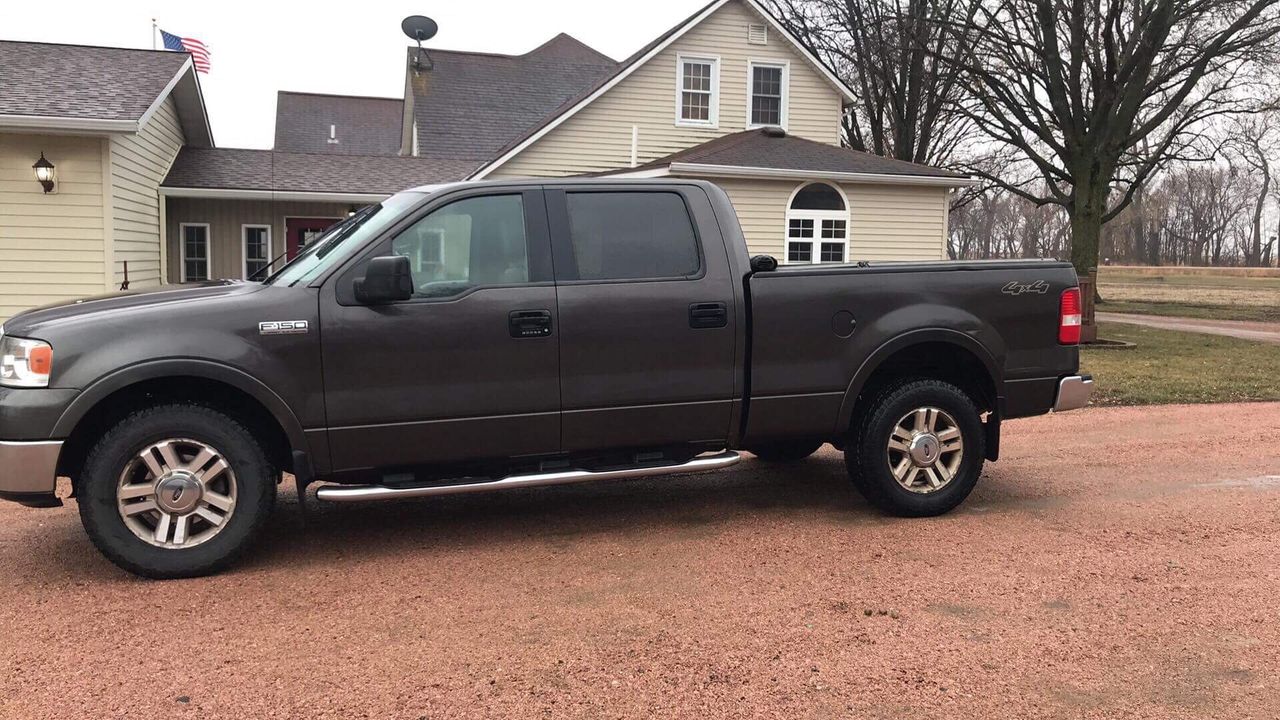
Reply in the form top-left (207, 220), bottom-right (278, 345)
top-left (846, 379), bottom-right (985, 517)
top-left (750, 439), bottom-right (824, 463)
top-left (78, 403), bottom-right (276, 579)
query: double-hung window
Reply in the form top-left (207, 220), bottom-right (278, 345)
top-left (181, 223), bottom-right (211, 282)
top-left (242, 225), bottom-right (271, 280)
top-left (748, 61), bottom-right (787, 128)
top-left (676, 55), bottom-right (719, 127)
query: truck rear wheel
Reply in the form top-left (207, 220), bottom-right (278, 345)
top-left (847, 379), bottom-right (984, 517)
top-left (750, 440), bottom-right (824, 463)
top-left (77, 404), bottom-right (276, 579)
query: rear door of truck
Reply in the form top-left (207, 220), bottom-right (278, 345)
top-left (545, 184), bottom-right (738, 451)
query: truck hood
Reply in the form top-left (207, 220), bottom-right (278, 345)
top-left (2, 281), bottom-right (264, 337)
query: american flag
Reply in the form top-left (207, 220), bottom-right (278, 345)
top-left (160, 29), bottom-right (211, 73)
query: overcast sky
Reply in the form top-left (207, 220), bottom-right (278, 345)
top-left (4, 0), bottom-right (707, 149)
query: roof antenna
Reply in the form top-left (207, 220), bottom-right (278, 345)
top-left (401, 15), bottom-right (439, 70)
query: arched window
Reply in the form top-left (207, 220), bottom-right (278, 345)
top-left (785, 182), bottom-right (848, 264)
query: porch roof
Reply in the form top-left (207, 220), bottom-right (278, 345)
top-left (607, 129), bottom-right (975, 187)
top-left (161, 146), bottom-right (480, 200)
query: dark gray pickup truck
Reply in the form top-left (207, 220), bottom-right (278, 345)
top-left (0, 179), bottom-right (1091, 577)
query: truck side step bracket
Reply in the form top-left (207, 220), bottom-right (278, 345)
top-left (314, 450), bottom-right (743, 503)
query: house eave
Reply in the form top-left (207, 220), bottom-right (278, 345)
top-left (159, 186), bottom-right (390, 203)
top-left (663, 162), bottom-right (978, 187)
top-left (0, 115), bottom-right (139, 134)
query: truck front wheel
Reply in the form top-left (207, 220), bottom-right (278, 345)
top-left (847, 379), bottom-right (985, 517)
top-left (77, 404), bottom-right (277, 579)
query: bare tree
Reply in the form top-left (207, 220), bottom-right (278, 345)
top-left (761, 0), bottom-right (983, 167)
top-left (1227, 117), bottom-right (1276, 265)
top-left (948, 0), bottom-right (1280, 276)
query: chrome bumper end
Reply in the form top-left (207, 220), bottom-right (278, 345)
top-left (0, 440), bottom-right (63, 507)
top-left (1052, 375), bottom-right (1094, 412)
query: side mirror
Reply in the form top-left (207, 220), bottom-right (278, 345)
top-left (750, 254), bottom-right (778, 272)
top-left (354, 255), bottom-right (413, 304)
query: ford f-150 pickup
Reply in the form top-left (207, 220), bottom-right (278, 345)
top-left (0, 179), bottom-right (1092, 577)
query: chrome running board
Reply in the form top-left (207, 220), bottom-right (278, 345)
top-left (314, 450), bottom-right (742, 503)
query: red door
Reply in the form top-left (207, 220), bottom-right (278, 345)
top-left (286, 217), bottom-right (341, 259)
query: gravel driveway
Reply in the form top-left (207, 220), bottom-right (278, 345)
top-left (1, 402), bottom-right (1278, 719)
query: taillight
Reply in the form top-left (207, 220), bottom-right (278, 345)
top-left (1059, 287), bottom-right (1082, 345)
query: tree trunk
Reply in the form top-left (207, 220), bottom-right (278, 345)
top-left (1068, 191), bottom-right (1104, 278)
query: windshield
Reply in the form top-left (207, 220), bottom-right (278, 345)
top-left (266, 191), bottom-right (429, 286)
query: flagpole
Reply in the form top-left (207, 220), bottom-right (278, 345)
top-left (151, 19), bottom-right (157, 50)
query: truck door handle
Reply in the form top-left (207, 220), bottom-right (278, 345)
top-left (509, 309), bottom-right (552, 338)
top-left (689, 302), bottom-right (728, 329)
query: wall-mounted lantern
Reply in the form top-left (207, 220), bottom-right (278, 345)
top-left (32, 152), bottom-right (56, 193)
top-left (347, 205), bottom-right (358, 217)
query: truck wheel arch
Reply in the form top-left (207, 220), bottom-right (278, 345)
top-left (834, 329), bottom-right (1001, 436)
top-left (53, 360), bottom-right (310, 483)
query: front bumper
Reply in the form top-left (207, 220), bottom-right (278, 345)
top-left (0, 440), bottom-right (64, 507)
top-left (1052, 374), bottom-right (1094, 412)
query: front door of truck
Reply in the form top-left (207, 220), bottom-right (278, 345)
top-left (545, 186), bottom-right (738, 452)
top-left (320, 188), bottom-right (560, 472)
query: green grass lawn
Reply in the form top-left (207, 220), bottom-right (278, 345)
top-left (1081, 322), bottom-right (1280, 406)
top-left (1097, 300), bottom-right (1280, 323)
top-left (1096, 269), bottom-right (1280, 322)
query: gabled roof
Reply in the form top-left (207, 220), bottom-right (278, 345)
top-left (160, 147), bottom-right (480, 199)
top-left (609, 129), bottom-right (973, 186)
top-left (0, 40), bottom-right (212, 144)
top-left (407, 33), bottom-right (617, 161)
top-left (470, 0), bottom-right (859, 179)
top-left (273, 91), bottom-right (403, 156)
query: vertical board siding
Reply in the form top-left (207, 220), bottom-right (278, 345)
top-left (0, 133), bottom-right (105, 322)
top-left (707, 177), bottom-right (948, 261)
top-left (110, 97), bottom-right (185, 288)
top-left (165, 198), bottom-right (351, 282)
top-left (490, 0), bottom-right (843, 178)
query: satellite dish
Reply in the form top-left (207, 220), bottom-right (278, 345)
top-left (401, 16), bottom-right (438, 42)
top-left (402, 16), bottom-right (438, 69)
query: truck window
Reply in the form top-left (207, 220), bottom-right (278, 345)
top-left (564, 192), bottom-right (700, 281)
top-left (390, 194), bottom-right (529, 298)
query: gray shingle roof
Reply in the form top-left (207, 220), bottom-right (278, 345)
top-left (409, 33), bottom-right (617, 161)
top-left (621, 129), bottom-right (965, 178)
top-left (273, 92), bottom-right (404, 156)
top-left (0, 40), bottom-right (190, 120)
top-left (162, 147), bottom-right (479, 195)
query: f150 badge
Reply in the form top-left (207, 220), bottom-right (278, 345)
top-left (259, 320), bottom-right (309, 335)
top-left (1001, 280), bottom-right (1049, 296)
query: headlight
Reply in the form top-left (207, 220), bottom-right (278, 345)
top-left (0, 332), bottom-right (53, 388)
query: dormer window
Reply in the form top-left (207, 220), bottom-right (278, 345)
top-left (748, 61), bottom-right (788, 128)
top-left (676, 54), bottom-right (719, 127)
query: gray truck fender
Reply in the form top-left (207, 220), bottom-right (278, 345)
top-left (52, 359), bottom-right (310, 456)
top-left (833, 328), bottom-right (1002, 436)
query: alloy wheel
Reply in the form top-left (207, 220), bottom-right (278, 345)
top-left (885, 407), bottom-right (964, 494)
top-left (115, 438), bottom-right (238, 548)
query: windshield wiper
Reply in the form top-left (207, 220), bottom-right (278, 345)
top-left (247, 250), bottom-right (292, 282)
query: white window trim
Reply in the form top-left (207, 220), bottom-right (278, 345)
top-left (179, 222), bottom-right (212, 282)
top-left (675, 53), bottom-right (720, 128)
top-left (783, 182), bottom-right (850, 265)
top-left (241, 224), bottom-right (272, 280)
top-left (746, 59), bottom-right (790, 130)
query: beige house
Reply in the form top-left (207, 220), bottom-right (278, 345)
top-left (0, 41), bottom-right (211, 321)
top-left (2, 0), bottom-right (971, 321)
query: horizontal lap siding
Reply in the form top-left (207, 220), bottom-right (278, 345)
top-left (701, 177), bottom-right (948, 261)
top-left (0, 133), bottom-right (105, 322)
top-left (111, 97), bottom-right (184, 288)
top-left (166, 198), bottom-right (352, 282)
top-left (490, 0), bottom-right (843, 178)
